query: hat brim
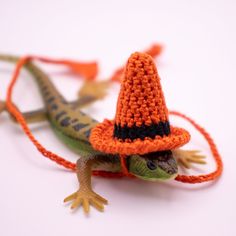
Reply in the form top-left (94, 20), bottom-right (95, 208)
top-left (90, 119), bottom-right (190, 155)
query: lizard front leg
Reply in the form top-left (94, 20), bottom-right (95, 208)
top-left (172, 149), bottom-right (206, 169)
top-left (64, 157), bottom-right (108, 213)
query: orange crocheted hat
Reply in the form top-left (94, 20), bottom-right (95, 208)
top-left (90, 52), bottom-right (190, 155)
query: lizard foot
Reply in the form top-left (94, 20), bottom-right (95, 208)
top-left (64, 188), bottom-right (108, 213)
top-left (78, 80), bottom-right (110, 100)
top-left (174, 149), bottom-right (207, 169)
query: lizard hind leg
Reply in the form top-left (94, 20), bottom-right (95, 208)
top-left (5, 104), bottom-right (47, 124)
top-left (0, 101), bottom-right (6, 114)
top-left (0, 98), bottom-right (48, 124)
top-left (67, 80), bottom-right (111, 111)
top-left (77, 80), bottom-right (111, 105)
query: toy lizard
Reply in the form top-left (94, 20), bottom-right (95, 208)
top-left (0, 51), bottom-right (222, 214)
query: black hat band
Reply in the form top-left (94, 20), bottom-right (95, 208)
top-left (114, 121), bottom-right (171, 141)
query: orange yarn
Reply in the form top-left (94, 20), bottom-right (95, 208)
top-left (27, 56), bottom-right (98, 79)
top-left (120, 155), bottom-right (136, 178)
top-left (4, 45), bottom-right (223, 184)
top-left (90, 52), bottom-right (190, 155)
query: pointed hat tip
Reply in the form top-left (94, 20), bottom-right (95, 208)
top-left (125, 52), bottom-right (157, 77)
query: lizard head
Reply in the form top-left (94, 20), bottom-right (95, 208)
top-left (128, 150), bottom-right (178, 181)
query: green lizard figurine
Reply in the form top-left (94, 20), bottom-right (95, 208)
top-left (0, 54), bottom-right (206, 213)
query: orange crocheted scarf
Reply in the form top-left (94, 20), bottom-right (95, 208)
top-left (4, 44), bottom-right (223, 184)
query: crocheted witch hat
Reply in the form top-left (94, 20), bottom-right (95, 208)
top-left (90, 52), bottom-right (190, 155)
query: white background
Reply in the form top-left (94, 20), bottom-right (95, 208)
top-left (0, 0), bottom-right (235, 235)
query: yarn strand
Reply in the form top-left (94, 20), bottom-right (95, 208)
top-left (169, 111), bottom-right (223, 183)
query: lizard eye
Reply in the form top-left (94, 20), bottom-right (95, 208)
top-left (146, 160), bottom-right (157, 170)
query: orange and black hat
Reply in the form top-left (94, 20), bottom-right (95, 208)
top-left (90, 52), bottom-right (190, 155)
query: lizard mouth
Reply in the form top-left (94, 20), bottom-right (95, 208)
top-left (128, 151), bottom-right (178, 181)
top-left (134, 172), bottom-right (178, 181)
